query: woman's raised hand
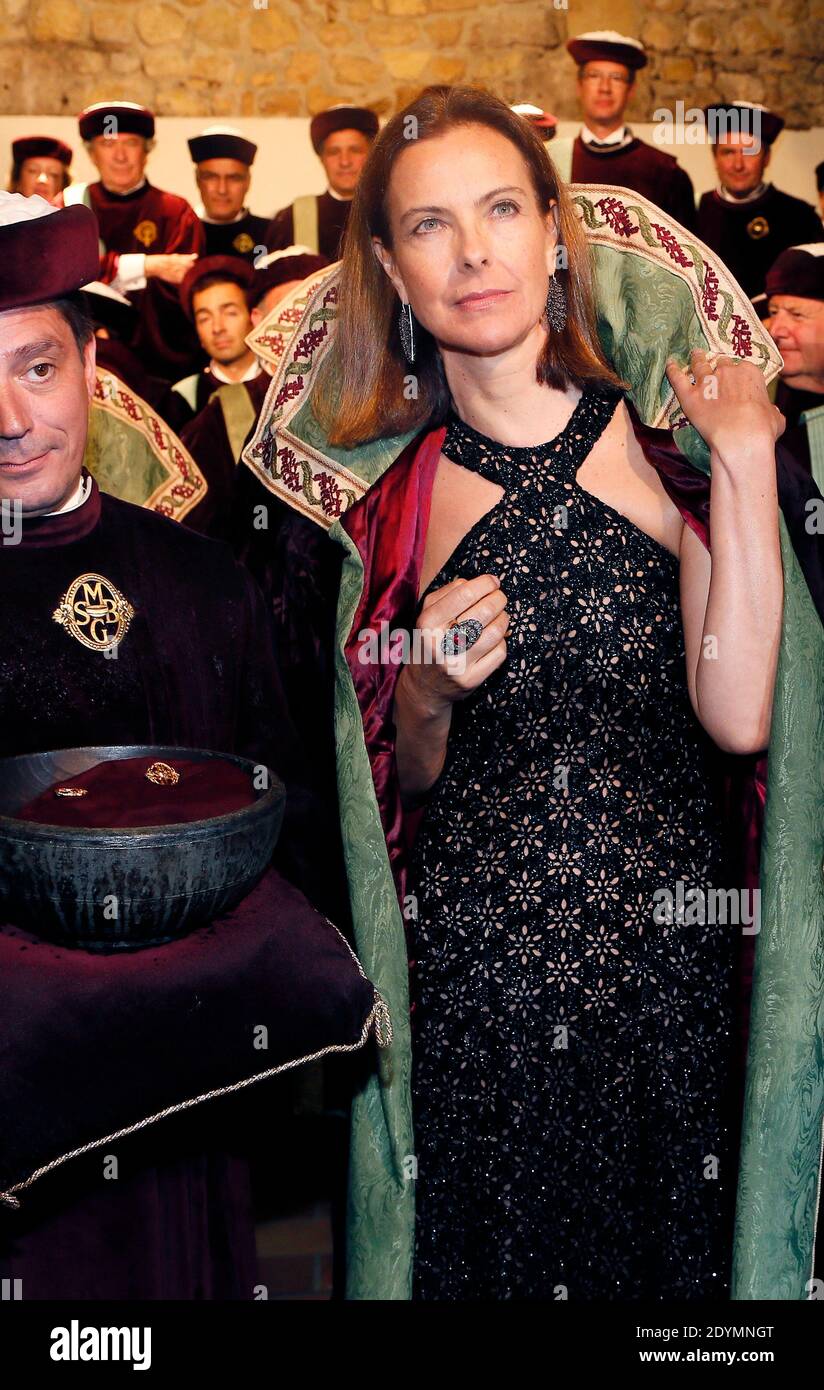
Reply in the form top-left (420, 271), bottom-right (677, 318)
top-left (665, 349), bottom-right (784, 465)
top-left (398, 573), bottom-right (509, 718)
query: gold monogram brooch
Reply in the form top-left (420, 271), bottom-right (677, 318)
top-left (53, 572), bottom-right (135, 652)
top-left (747, 216), bottom-right (770, 240)
top-left (233, 231), bottom-right (255, 254)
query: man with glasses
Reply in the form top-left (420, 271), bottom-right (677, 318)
top-left (567, 30), bottom-right (696, 229)
top-left (188, 126), bottom-right (269, 265)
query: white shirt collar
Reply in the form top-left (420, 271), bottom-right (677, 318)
top-left (581, 124), bottom-right (627, 146)
top-left (717, 181), bottom-right (770, 204)
top-left (326, 186), bottom-right (351, 202)
top-left (208, 358), bottom-right (262, 385)
top-left (197, 205), bottom-right (249, 224)
top-left (101, 177), bottom-right (148, 197)
top-left (46, 473), bottom-right (93, 516)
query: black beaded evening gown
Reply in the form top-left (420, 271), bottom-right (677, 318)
top-left (408, 383), bottom-right (737, 1301)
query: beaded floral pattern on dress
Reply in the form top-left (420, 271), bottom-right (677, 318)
top-left (408, 383), bottom-right (736, 1301)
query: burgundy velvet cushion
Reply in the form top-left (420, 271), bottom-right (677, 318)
top-left (0, 869), bottom-right (379, 1201)
top-left (18, 756), bottom-right (255, 828)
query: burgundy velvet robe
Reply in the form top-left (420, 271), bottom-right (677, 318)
top-left (183, 373), bottom-right (271, 541)
top-left (571, 136), bottom-right (697, 230)
top-left (93, 336), bottom-right (183, 425)
top-left (89, 180), bottom-right (206, 382)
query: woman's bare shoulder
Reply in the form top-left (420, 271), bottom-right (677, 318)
top-left (579, 397), bottom-right (686, 557)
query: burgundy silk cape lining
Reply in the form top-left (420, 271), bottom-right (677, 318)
top-left (341, 424), bottom-right (446, 900)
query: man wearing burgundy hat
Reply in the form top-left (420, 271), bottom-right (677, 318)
top-left (67, 101), bottom-right (205, 382)
top-left (171, 256), bottom-right (262, 427)
top-left (759, 244), bottom-right (824, 437)
top-left (7, 135), bottom-right (72, 199)
top-left (263, 104), bottom-right (378, 262)
top-left (0, 189), bottom-right (312, 1301)
top-left (697, 103), bottom-right (823, 302)
top-left (188, 126), bottom-right (269, 263)
top-left (567, 30), bottom-right (696, 229)
top-left (758, 244), bottom-right (824, 636)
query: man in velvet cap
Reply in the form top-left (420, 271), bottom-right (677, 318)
top-left (263, 104), bottom-right (378, 262)
top-left (189, 125), bottom-right (269, 263)
top-left (567, 30), bottom-right (696, 229)
top-left (758, 243), bottom-right (824, 435)
top-left (67, 101), bottom-right (205, 383)
top-left (696, 102), bottom-right (823, 301)
top-left (0, 190), bottom-right (309, 1299)
top-left (754, 244), bottom-right (824, 658)
top-left (8, 134), bottom-right (72, 199)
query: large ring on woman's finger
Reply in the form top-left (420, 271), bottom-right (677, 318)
top-left (441, 617), bottom-right (484, 657)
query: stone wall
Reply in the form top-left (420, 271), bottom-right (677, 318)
top-left (1, 0), bottom-right (822, 127)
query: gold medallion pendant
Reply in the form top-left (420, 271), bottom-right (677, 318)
top-left (232, 231), bottom-right (255, 254)
top-left (747, 216), bottom-right (770, 240)
top-left (53, 572), bottom-right (135, 651)
top-left (133, 219), bottom-right (158, 248)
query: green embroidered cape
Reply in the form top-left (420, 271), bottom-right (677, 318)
top-left (85, 369), bottom-right (207, 522)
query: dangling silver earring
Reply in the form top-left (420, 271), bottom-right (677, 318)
top-left (399, 300), bottom-right (416, 363)
top-left (545, 273), bottom-right (567, 333)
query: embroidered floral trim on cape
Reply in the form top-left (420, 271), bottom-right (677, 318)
top-left (91, 370), bottom-right (207, 521)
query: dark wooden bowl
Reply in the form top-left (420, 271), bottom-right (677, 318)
top-left (0, 746), bottom-right (285, 952)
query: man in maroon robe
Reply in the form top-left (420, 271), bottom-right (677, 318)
top-left (567, 31), bottom-right (696, 229)
top-left (8, 134), bottom-right (72, 199)
top-left (189, 125), bottom-right (269, 263)
top-left (67, 101), bottom-right (205, 382)
top-left (263, 105), bottom-right (378, 263)
top-left (697, 103), bottom-right (823, 302)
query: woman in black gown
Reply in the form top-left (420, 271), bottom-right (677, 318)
top-left (317, 86), bottom-right (784, 1299)
top-left (408, 385), bottom-right (738, 1299)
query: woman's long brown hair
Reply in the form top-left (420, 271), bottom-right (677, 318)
top-left (315, 85), bottom-right (624, 449)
